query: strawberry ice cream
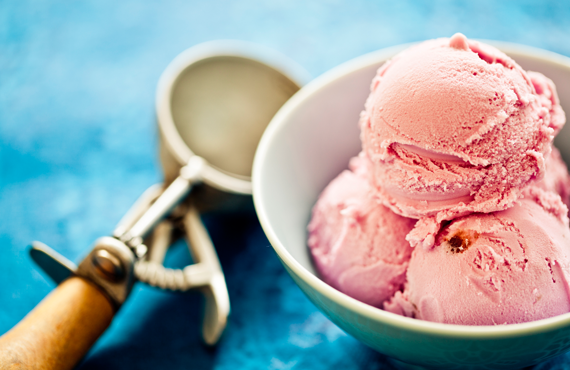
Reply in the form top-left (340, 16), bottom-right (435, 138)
top-left (308, 156), bottom-right (415, 308)
top-left (360, 33), bottom-right (563, 248)
top-left (536, 147), bottom-right (570, 210)
top-left (308, 33), bottom-right (570, 325)
top-left (384, 189), bottom-right (570, 325)
top-left (528, 71), bottom-right (566, 135)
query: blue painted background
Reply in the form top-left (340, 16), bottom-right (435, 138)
top-left (2, 1), bottom-right (570, 369)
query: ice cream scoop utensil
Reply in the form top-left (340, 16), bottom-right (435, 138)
top-left (113, 184), bottom-right (230, 343)
top-left (0, 40), bottom-right (308, 370)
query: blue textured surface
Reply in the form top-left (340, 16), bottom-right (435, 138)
top-left (2, 1), bottom-right (570, 369)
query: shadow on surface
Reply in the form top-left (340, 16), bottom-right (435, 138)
top-left (78, 286), bottom-right (217, 370)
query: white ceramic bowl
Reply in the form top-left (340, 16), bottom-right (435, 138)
top-left (252, 42), bottom-right (570, 370)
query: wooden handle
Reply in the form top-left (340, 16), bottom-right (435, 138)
top-left (0, 276), bottom-right (114, 370)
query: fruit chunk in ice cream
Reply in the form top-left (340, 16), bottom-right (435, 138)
top-left (359, 33), bottom-right (562, 249)
top-left (384, 189), bottom-right (570, 325)
top-left (308, 156), bottom-right (415, 308)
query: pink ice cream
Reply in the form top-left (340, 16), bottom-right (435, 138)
top-left (359, 33), bottom-right (564, 248)
top-left (528, 71), bottom-right (566, 135)
top-left (536, 146), bottom-right (570, 209)
top-left (308, 157), bottom-right (415, 308)
top-left (308, 34), bottom-right (570, 325)
top-left (384, 189), bottom-right (570, 325)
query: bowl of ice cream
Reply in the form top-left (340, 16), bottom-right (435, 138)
top-left (253, 35), bottom-right (570, 370)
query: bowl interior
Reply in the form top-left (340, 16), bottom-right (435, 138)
top-left (253, 42), bottom-right (570, 369)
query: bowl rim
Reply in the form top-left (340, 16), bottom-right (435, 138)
top-left (253, 39), bottom-right (570, 339)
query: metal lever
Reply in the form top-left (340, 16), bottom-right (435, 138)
top-left (112, 182), bottom-right (231, 345)
top-left (134, 205), bottom-right (230, 344)
top-left (29, 242), bottom-right (77, 284)
top-left (117, 156), bottom-right (205, 248)
top-left (183, 205), bottom-right (230, 345)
